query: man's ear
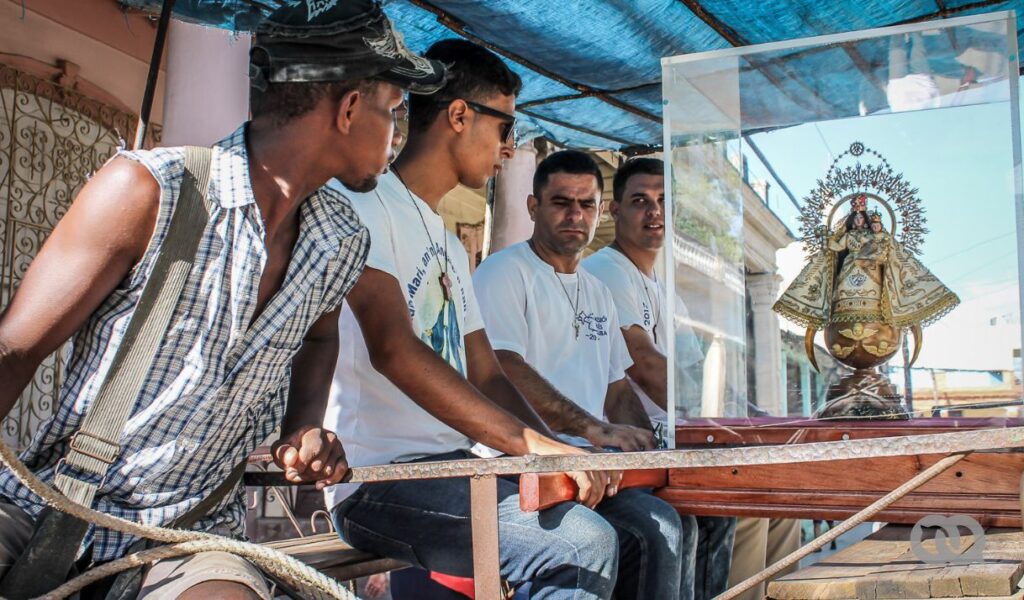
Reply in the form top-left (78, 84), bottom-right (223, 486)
top-left (447, 99), bottom-right (469, 134)
top-left (334, 88), bottom-right (363, 135)
top-left (527, 194), bottom-right (538, 221)
top-left (608, 199), bottom-right (619, 221)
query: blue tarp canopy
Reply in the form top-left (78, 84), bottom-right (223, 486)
top-left (121, 0), bottom-right (1024, 151)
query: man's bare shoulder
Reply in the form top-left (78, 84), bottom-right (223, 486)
top-left (95, 155), bottom-right (162, 198)
top-left (58, 155), bottom-right (162, 263)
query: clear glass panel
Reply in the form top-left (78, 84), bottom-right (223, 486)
top-left (663, 12), bottom-right (1023, 442)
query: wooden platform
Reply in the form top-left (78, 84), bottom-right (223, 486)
top-left (767, 525), bottom-right (1024, 599)
top-left (661, 419), bottom-right (1024, 527)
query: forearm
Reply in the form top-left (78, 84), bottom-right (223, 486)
top-left (0, 337), bottom-right (40, 420)
top-left (605, 383), bottom-right (654, 430)
top-left (281, 336), bottom-right (338, 435)
top-left (626, 351), bottom-right (668, 411)
top-left (476, 373), bottom-right (558, 438)
top-left (375, 340), bottom-right (543, 456)
top-left (496, 352), bottom-right (605, 438)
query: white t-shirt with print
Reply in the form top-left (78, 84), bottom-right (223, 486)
top-left (584, 246), bottom-right (706, 427)
top-left (473, 242), bottom-right (633, 431)
top-left (583, 246), bottom-right (667, 424)
top-left (324, 172), bottom-right (484, 510)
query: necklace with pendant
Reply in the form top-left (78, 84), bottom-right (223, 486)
top-left (558, 273), bottom-right (582, 339)
top-left (529, 240), bottom-right (582, 339)
top-left (393, 167), bottom-right (452, 303)
top-left (610, 242), bottom-right (660, 344)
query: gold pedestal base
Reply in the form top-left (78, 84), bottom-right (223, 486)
top-left (817, 368), bottom-right (909, 420)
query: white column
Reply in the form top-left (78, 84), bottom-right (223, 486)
top-left (700, 335), bottom-right (727, 417)
top-left (489, 141), bottom-right (537, 253)
top-left (161, 21), bottom-right (250, 147)
top-left (800, 363), bottom-right (812, 416)
top-left (747, 272), bottom-right (785, 416)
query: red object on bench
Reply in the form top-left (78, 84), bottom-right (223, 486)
top-left (519, 468), bottom-right (668, 512)
top-left (430, 572), bottom-right (476, 598)
top-left (428, 470), bottom-right (669, 599)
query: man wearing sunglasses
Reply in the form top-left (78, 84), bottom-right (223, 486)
top-left (324, 40), bottom-right (624, 599)
top-left (464, 99), bottom-right (519, 147)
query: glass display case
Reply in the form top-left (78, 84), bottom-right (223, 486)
top-left (661, 11), bottom-right (1023, 450)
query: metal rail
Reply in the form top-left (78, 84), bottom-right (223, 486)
top-left (245, 427), bottom-right (1024, 599)
top-left (246, 426), bottom-right (1024, 487)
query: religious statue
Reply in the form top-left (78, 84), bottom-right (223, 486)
top-left (773, 142), bottom-right (959, 418)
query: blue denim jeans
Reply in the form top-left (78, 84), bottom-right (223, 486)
top-left (331, 451), bottom-right (617, 599)
top-left (692, 516), bottom-right (736, 600)
top-left (594, 488), bottom-right (684, 599)
top-left (330, 451), bottom-right (685, 599)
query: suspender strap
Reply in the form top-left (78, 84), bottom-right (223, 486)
top-left (54, 146), bottom-right (212, 506)
top-left (1, 146), bottom-right (215, 598)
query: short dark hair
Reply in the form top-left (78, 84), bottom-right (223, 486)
top-left (612, 158), bottom-right (663, 203)
top-left (409, 39), bottom-right (522, 133)
top-left (250, 79), bottom-right (376, 126)
top-left (532, 150), bottom-right (604, 199)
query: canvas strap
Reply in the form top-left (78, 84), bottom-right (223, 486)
top-left (0, 146), bottom-right (215, 599)
top-left (53, 146), bottom-right (213, 506)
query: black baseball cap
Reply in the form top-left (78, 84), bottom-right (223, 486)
top-left (250, 0), bottom-right (447, 94)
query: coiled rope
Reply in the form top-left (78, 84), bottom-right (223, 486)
top-left (0, 438), bottom-right (355, 600)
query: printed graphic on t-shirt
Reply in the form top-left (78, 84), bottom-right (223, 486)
top-left (640, 299), bottom-right (653, 329)
top-left (577, 312), bottom-right (609, 341)
top-left (407, 241), bottom-right (469, 374)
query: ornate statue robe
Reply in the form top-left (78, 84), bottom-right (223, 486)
top-left (774, 228), bottom-right (959, 329)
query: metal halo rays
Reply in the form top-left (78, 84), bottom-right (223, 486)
top-left (799, 142), bottom-right (927, 257)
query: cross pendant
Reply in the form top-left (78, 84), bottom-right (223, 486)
top-left (439, 272), bottom-right (452, 302)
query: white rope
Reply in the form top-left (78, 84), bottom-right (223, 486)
top-left (0, 438), bottom-right (355, 600)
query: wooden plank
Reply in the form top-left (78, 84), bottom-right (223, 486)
top-left (769, 527), bottom-right (1024, 600)
top-left (668, 453), bottom-right (1023, 491)
top-left (659, 488), bottom-right (1019, 513)
top-left (520, 468), bottom-right (666, 511)
top-left (265, 533), bottom-right (338, 550)
top-left (877, 533), bottom-right (979, 599)
top-left (928, 564), bottom-right (966, 598)
top-left (659, 494), bottom-right (1021, 528)
top-left (983, 530), bottom-right (1024, 561)
top-left (874, 565), bottom-right (938, 599)
top-left (661, 453), bottom-right (1024, 526)
top-left (321, 557), bottom-right (408, 581)
top-left (264, 533), bottom-right (407, 578)
top-left (959, 563), bottom-right (1023, 596)
top-left (768, 531), bottom-right (913, 599)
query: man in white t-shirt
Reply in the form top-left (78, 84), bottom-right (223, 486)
top-left (473, 151), bottom-right (686, 599)
top-left (324, 40), bottom-right (624, 600)
top-left (583, 157), bottom-right (738, 599)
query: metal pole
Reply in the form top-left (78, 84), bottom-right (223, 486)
top-left (132, 0), bottom-right (176, 150)
top-left (470, 475), bottom-right (502, 599)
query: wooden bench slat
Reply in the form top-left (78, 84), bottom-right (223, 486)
top-left (264, 533), bottom-right (408, 581)
top-left (265, 533), bottom-right (341, 549)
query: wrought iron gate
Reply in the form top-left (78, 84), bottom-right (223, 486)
top-left (0, 63), bottom-right (153, 449)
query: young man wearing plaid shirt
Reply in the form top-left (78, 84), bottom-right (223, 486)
top-left (0, 2), bottom-right (445, 598)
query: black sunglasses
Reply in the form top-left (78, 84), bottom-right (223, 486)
top-left (461, 100), bottom-right (518, 147)
top-left (392, 98), bottom-right (409, 125)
